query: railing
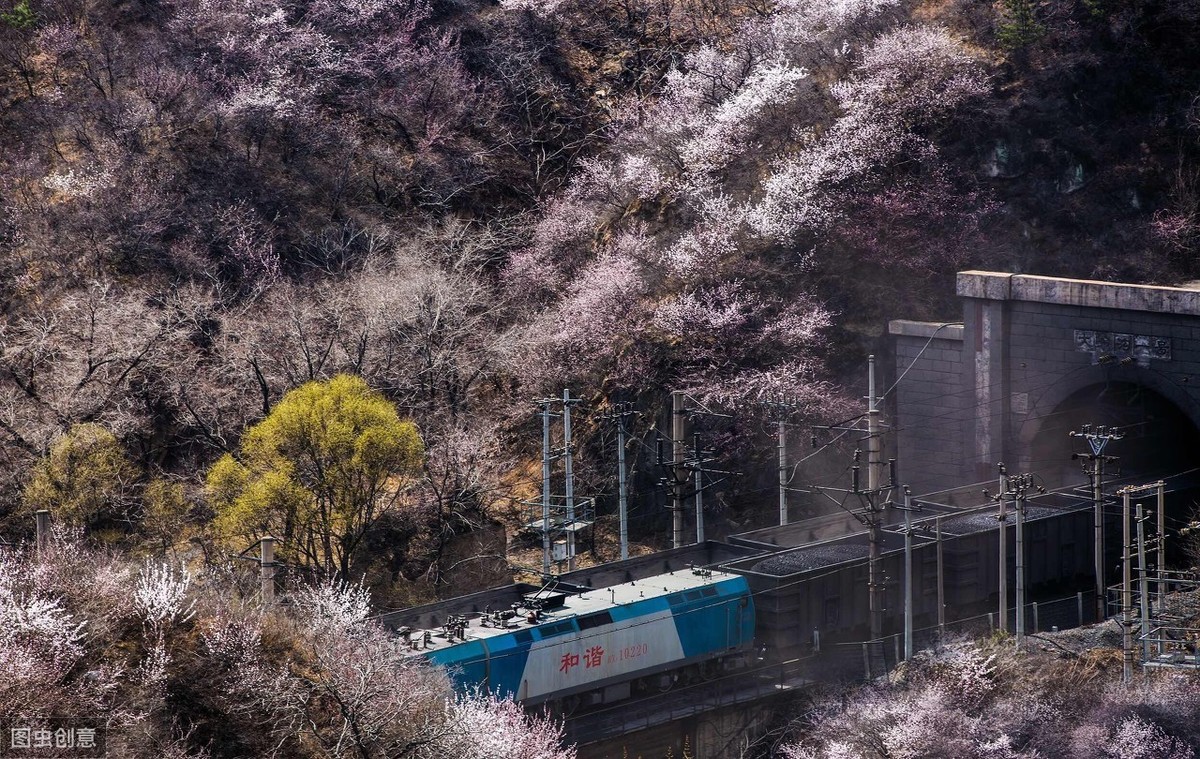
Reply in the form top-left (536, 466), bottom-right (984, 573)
top-left (838, 590), bottom-right (1102, 679)
top-left (565, 588), bottom-right (1116, 742)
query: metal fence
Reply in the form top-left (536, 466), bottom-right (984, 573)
top-left (835, 589), bottom-right (1102, 680)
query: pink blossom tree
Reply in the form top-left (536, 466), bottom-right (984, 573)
top-left (506, 0), bottom-right (989, 423)
top-left (782, 637), bottom-right (1200, 759)
top-left (1, 532), bottom-right (575, 758)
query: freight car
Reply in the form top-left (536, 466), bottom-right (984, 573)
top-left (401, 567), bottom-right (755, 710)
top-left (393, 487), bottom-right (1108, 711)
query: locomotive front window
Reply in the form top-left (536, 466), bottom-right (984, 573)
top-left (537, 621), bottom-right (577, 639)
top-left (578, 611), bottom-right (614, 630)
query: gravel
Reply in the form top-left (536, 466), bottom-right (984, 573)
top-left (750, 544), bottom-right (870, 575)
top-left (939, 506), bottom-right (1060, 535)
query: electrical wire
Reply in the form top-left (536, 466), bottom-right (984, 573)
top-left (749, 359), bottom-right (1139, 501)
top-left (511, 334), bottom-right (1193, 563)
top-left (383, 458), bottom-right (1200, 685)
top-left (387, 558), bottom-right (870, 673)
top-left (879, 321), bottom-right (964, 402)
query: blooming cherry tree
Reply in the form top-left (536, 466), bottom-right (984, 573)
top-left (508, 0), bottom-right (988, 421)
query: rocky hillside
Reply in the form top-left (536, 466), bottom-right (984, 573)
top-left (1, 0), bottom-right (1199, 590)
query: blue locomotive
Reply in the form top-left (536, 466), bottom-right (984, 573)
top-left (401, 567), bottom-right (755, 708)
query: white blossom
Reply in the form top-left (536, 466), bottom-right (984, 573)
top-left (134, 559), bottom-right (196, 629)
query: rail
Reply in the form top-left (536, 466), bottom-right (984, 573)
top-left (563, 655), bottom-right (815, 745)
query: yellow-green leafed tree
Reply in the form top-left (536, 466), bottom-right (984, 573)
top-left (142, 477), bottom-right (193, 554)
top-left (206, 374), bottom-right (423, 578)
top-left (23, 423), bottom-right (135, 532)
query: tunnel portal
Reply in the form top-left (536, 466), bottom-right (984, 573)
top-left (1030, 381), bottom-right (1200, 489)
top-left (890, 272), bottom-right (1200, 503)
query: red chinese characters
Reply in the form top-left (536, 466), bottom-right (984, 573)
top-left (559, 652), bottom-right (580, 673)
top-left (584, 645), bottom-right (604, 668)
top-left (559, 646), bottom-right (606, 673)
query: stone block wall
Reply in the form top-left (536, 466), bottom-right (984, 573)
top-left (890, 271), bottom-right (1200, 495)
top-left (888, 320), bottom-right (966, 495)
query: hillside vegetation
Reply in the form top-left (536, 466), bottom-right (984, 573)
top-left (777, 631), bottom-right (1200, 758)
top-left (0, 532), bottom-right (574, 758)
top-left (2, 0), bottom-right (1199, 620)
top-left (4, 0), bottom-right (1200, 753)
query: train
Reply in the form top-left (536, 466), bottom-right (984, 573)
top-left (387, 484), bottom-right (1116, 711)
top-left (399, 567), bottom-right (756, 711)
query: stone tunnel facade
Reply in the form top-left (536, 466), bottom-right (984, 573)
top-left (889, 271), bottom-right (1200, 496)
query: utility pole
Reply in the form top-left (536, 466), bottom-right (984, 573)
top-left (525, 393), bottom-right (596, 579)
top-left (1122, 487), bottom-right (1133, 683)
top-left (1157, 482), bottom-right (1166, 613)
top-left (1015, 477), bottom-right (1027, 646)
top-left (998, 463), bottom-right (1009, 633)
top-left (936, 515), bottom-right (945, 633)
top-left (810, 360), bottom-right (895, 643)
top-left (600, 403), bottom-right (637, 561)
top-left (35, 509), bottom-right (50, 561)
top-left (563, 389), bottom-right (579, 571)
top-left (672, 390), bottom-right (686, 549)
top-left (1138, 502), bottom-right (1150, 662)
top-left (899, 488), bottom-right (921, 660)
top-left (260, 536), bottom-right (276, 604)
top-left (764, 397), bottom-right (808, 527)
top-left (905, 494), bottom-right (913, 660)
top-left (778, 419), bottom-right (789, 526)
top-left (693, 434), bottom-right (705, 543)
top-left (686, 431), bottom-right (738, 544)
top-left (618, 413), bottom-right (630, 561)
top-left (868, 473), bottom-right (882, 641)
top-left (540, 399), bottom-right (554, 578)
top-left (659, 393), bottom-right (738, 547)
top-left (1070, 425), bottom-right (1123, 620)
top-left (864, 353), bottom-right (889, 641)
top-left (867, 355), bottom-right (882, 494)
top-left (1110, 480), bottom-right (1165, 678)
top-left (993, 472), bottom-right (1039, 646)
top-left (812, 447), bottom-right (893, 642)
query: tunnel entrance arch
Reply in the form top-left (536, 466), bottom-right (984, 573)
top-left (890, 271), bottom-right (1200, 498)
top-left (1027, 381), bottom-right (1200, 489)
